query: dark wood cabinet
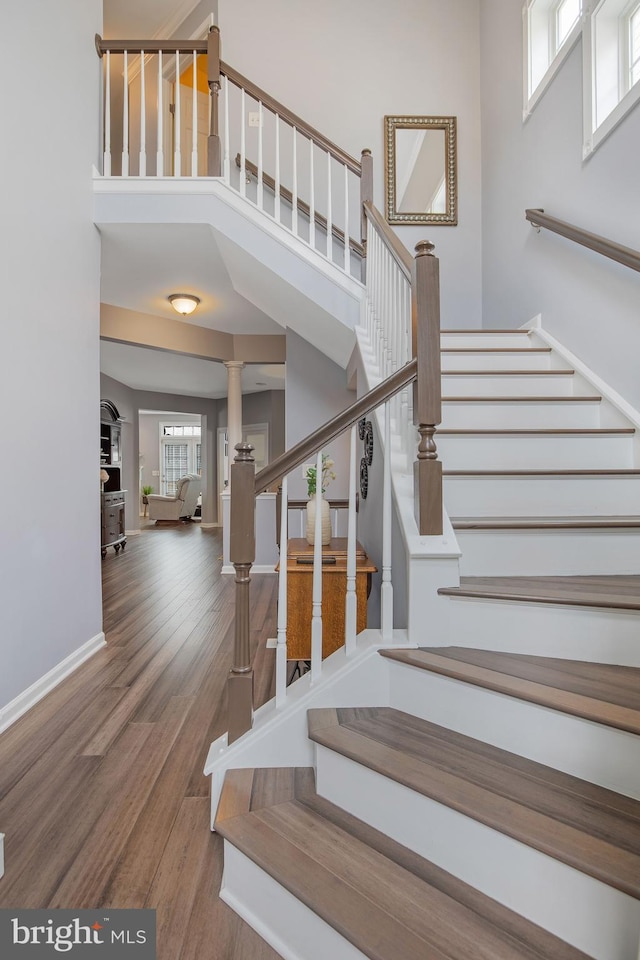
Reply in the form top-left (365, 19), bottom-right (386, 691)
top-left (101, 490), bottom-right (126, 558)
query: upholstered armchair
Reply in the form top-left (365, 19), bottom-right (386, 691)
top-left (147, 474), bottom-right (201, 521)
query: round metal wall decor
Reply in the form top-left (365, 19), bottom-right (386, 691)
top-left (358, 417), bottom-right (367, 441)
top-left (359, 458), bottom-right (369, 499)
top-left (364, 421), bottom-right (374, 466)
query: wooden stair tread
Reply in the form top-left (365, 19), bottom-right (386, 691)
top-left (381, 648), bottom-right (640, 735)
top-left (216, 767), bottom-right (591, 960)
top-left (308, 706), bottom-right (640, 899)
top-left (442, 369), bottom-right (574, 376)
top-left (438, 575), bottom-right (640, 610)
top-left (444, 469), bottom-right (640, 476)
top-left (442, 396), bottom-right (602, 403)
top-left (442, 329), bottom-right (532, 335)
top-left (439, 428), bottom-right (634, 435)
top-left (451, 516), bottom-right (640, 529)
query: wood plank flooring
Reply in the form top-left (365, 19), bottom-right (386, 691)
top-left (0, 523), bottom-right (282, 960)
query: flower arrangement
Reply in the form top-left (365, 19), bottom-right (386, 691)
top-left (305, 454), bottom-right (336, 497)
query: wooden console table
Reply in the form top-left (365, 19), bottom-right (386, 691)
top-left (282, 538), bottom-right (376, 660)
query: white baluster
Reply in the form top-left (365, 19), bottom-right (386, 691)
top-left (345, 426), bottom-right (358, 655)
top-left (157, 52), bottom-right (164, 176)
top-left (276, 475), bottom-right (288, 707)
top-left (139, 52), bottom-right (146, 176)
top-left (343, 165), bottom-right (349, 272)
top-left (326, 152), bottom-right (333, 261)
top-left (103, 51), bottom-right (111, 176)
top-left (291, 127), bottom-right (298, 235)
top-left (274, 115), bottom-right (281, 222)
top-left (122, 50), bottom-right (129, 176)
top-left (223, 75), bottom-right (230, 182)
top-left (174, 52), bottom-right (181, 176)
top-left (381, 401), bottom-right (393, 641)
top-left (191, 51), bottom-right (198, 176)
top-left (257, 101), bottom-right (264, 209)
top-left (309, 139), bottom-right (315, 249)
top-left (310, 450), bottom-right (323, 682)
top-left (240, 87), bottom-right (246, 197)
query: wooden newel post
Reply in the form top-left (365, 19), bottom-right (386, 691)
top-left (412, 240), bottom-right (443, 536)
top-left (360, 149), bottom-right (373, 250)
top-left (227, 442), bottom-right (255, 744)
top-left (207, 25), bottom-right (222, 177)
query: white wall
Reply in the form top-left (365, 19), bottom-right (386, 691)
top-left (218, 0), bottom-right (483, 328)
top-left (480, 0), bottom-right (640, 407)
top-left (0, 0), bottom-right (103, 712)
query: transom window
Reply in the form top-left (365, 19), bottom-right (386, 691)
top-left (630, 3), bottom-right (640, 86)
top-left (555, 0), bottom-right (581, 49)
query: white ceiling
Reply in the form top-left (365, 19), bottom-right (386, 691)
top-left (101, 340), bottom-right (284, 400)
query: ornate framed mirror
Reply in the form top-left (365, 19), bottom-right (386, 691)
top-left (384, 115), bottom-right (457, 225)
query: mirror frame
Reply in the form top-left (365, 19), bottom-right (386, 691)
top-left (384, 115), bottom-right (458, 226)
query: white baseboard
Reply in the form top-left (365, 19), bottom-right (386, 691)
top-left (199, 522), bottom-right (221, 529)
top-left (0, 632), bottom-right (106, 735)
top-left (125, 528), bottom-right (141, 536)
top-left (221, 564), bottom-right (276, 575)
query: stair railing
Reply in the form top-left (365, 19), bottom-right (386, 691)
top-left (95, 26), bottom-right (365, 277)
top-left (526, 209), bottom-right (640, 273)
top-left (227, 230), bottom-right (443, 742)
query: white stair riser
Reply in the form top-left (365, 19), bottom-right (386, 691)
top-left (315, 747), bottom-right (640, 960)
top-left (441, 374), bottom-right (576, 397)
top-left (386, 662), bottom-right (640, 798)
top-left (441, 400), bottom-right (601, 429)
top-left (444, 474), bottom-right (640, 516)
top-left (220, 842), bottom-right (367, 960)
top-left (439, 433), bottom-right (634, 470)
top-left (440, 334), bottom-right (537, 350)
top-left (441, 352), bottom-right (552, 372)
top-left (441, 595), bottom-right (640, 664)
top-left (456, 527), bottom-right (640, 575)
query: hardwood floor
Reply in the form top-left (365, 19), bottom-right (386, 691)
top-left (0, 523), bottom-right (282, 959)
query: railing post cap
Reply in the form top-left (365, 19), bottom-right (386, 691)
top-left (209, 23), bottom-right (220, 34)
top-left (361, 148), bottom-right (372, 157)
top-left (234, 442), bottom-right (255, 463)
top-left (95, 33), bottom-right (104, 58)
top-left (415, 240), bottom-right (436, 257)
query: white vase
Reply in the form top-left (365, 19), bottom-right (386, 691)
top-left (306, 494), bottom-right (332, 546)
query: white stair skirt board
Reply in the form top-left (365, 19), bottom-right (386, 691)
top-left (386, 661), bottom-right (640, 799)
top-left (440, 594), bottom-right (640, 665)
top-left (314, 746), bottom-right (640, 960)
top-left (441, 372), bottom-right (577, 397)
top-left (441, 398), bottom-right (603, 429)
top-left (220, 842), bottom-right (367, 960)
top-left (437, 432), bottom-right (634, 470)
top-left (440, 351), bottom-right (553, 372)
top-left (443, 473), bottom-right (640, 517)
top-left (455, 526), bottom-right (640, 576)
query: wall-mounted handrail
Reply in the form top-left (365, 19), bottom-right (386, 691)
top-left (254, 359), bottom-right (417, 496)
top-left (364, 201), bottom-right (412, 279)
top-left (237, 155), bottom-right (365, 257)
top-left (526, 209), bottom-right (640, 274)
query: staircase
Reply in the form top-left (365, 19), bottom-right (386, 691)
top-left (212, 326), bottom-right (640, 960)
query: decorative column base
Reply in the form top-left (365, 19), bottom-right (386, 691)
top-left (227, 671), bottom-right (254, 744)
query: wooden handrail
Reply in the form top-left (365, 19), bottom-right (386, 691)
top-left (221, 63), bottom-right (361, 173)
top-left (364, 201), bottom-right (413, 279)
top-left (255, 359), bottom-right (418, 495)
top-left (96, 35), bottom-right (208, 56)
top-left (237, 155), bottom-right (365, 257)
top-left (526, 209), bottom-right (640, 274)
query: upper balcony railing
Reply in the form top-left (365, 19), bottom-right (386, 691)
top-left (96, 27), bottom-right (365, 278)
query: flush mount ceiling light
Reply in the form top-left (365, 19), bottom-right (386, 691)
top-left (168, 293), bottom-right (200, 316)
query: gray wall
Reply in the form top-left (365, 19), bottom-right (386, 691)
top-left (285, 330), bottom-right (355, 500)
top-left (0, 0), bottom-right (103, 714)
top-left (480, 0), bottom-right (640, 406)
top-left (217, 390), bottom-right (286, 462)
top-left (218, 0), bottom-right (483, 328)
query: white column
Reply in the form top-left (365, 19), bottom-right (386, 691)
top-left (224, 361), bottom-right (245, 462)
